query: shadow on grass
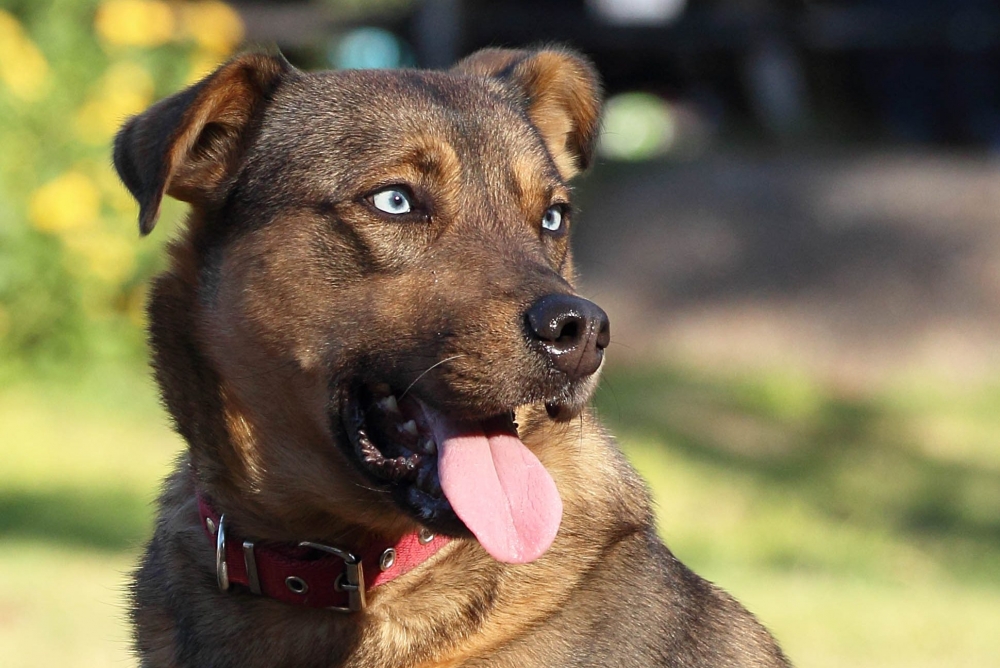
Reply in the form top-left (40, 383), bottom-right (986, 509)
top-left (596, 365), bottom-right (1000, 577)
top-left (0, 487), bottom-right (152, 552)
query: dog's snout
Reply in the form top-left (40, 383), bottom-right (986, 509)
top-left (526, 294), bottom-right (610, 379)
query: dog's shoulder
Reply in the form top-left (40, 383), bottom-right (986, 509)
top-left (473, 527), bottom-right (789, 667)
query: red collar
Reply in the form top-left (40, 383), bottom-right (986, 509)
top-left (197, 493), bottom-right (449, 611)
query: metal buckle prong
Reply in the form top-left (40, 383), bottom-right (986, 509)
top-left (215, 514), bottom-right (229, 592)
top-left (298, 541), bottom-right (366, 612)
top-left (242, 540), bottom-right (261, 595)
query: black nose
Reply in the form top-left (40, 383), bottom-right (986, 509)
top-left (526, 294), bottom-right (611, 380)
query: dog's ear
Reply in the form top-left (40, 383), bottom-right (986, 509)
top-left (454, 48), bottom-right (602, 179)
top-left (113, 53), bottom-right (294, 235)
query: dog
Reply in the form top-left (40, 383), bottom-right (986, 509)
top-left (114, 47), bottom-right (790, 667)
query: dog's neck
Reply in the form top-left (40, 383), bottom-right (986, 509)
top-left (195, 489), bottom-right (451, 612)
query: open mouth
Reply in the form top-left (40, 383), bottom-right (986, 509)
top-left (341, 383), bottom-right (563, 564)
top-left (342, 384), bottom-right (459, 525)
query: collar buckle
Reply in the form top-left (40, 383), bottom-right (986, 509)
top-left (298, 541), bottom-right (367, 612)
top-left (215, 514), bottom-right (230, 592)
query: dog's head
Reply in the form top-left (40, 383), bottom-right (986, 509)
top-left (116, 49), bottom-right (607, 563)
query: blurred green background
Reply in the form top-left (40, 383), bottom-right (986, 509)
top-left (1, 1), bottom-right (999, 667)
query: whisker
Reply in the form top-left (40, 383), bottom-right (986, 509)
top-left (399, 354), bottom-right (466, 399)
top-left (349, 479), bottom-right (391, 494)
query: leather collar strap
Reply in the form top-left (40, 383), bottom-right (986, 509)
top-left (197, 494), bottom-right (449, 611)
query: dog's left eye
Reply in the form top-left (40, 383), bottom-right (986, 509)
top-left (541, 205), bottom-right (564, 233)
top-left (371, 189), bottom-right (413, 215)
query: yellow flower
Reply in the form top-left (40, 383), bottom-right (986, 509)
top-left (177, 1), bottom-right (244, 56)
top-left (75, 60), bottom-right (155, 142)
top-left (29, 172), bottom-right (101, 233)
top-left (95, 0), bottom-right (175, 48)
top-left (0, 9), bottom-right (50, 101)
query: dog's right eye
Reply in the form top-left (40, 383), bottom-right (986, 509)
top-left (371, 189), bottom-right (413, 215)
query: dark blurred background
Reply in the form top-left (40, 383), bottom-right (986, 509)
top-left (244, 0), bottom-right (1000, 146)
top-left (2, 1), bottom-right (999, 666)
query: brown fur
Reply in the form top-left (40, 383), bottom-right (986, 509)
top-left (115, 48), bottom-right (790, 667)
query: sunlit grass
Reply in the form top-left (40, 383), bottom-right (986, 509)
top-left (2, 363), bottom-right (999, 667)
top-left (725, 570), bottom-right (1000, 668)
top-left (0, 368), bottom-right (170, 667)
top-left (2, 381), bottom-right (176, 490)
top-left (0, 541), bottom-right (138, 668)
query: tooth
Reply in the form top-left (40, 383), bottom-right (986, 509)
top-left (419, 438), bottom-right (437, 455)
top-left (399, 420), bottom-right (418, 437)
top-left (377, 395), bottom-right (399, 413)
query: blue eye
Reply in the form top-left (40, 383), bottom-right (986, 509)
top-left (372, 189), bottom-right (412, 215)
top-left (542, 206), bottom-right (564, 233)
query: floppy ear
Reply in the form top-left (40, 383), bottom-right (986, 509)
top-left (454, 48), bottom-right (602, 180)
top-left (113, 53), bottom-right (294, 235)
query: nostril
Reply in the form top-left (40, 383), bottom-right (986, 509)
top-left (527, 295), bottom-right (586, 346)
top-left (556, 319), bottom-right (581, 346)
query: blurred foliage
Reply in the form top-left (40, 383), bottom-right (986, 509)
top-left (0, 0), bottom-right (244, 375)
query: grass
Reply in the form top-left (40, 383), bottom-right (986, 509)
top-left (0, 367), bottom-right (179, 668)
top-left (2, 363), bottom-right (999, 667)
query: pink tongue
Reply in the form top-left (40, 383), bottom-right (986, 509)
top-left (424, 411), bottom-right (562, 564)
